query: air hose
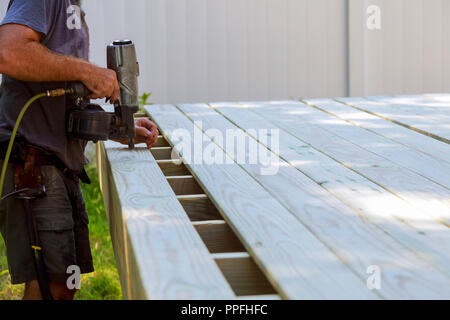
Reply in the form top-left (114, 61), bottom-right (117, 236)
top-left (0, 89), bottom-right (72, 199)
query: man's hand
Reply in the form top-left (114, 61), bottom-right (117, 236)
top-left (135, 118), bottom-right (159, 148)
top-left (83, 67), bottom-right (120, 103)
top-left (117, 118), bottom-right (159, 149)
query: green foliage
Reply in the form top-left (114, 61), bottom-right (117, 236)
top-left (0, 253), bottom-right (23, 300)
top-left (77, 163), bottom-right (122, 300)
top-left (139, 92), bottom-right (153, 106)
top-left (0, 163), bottom-right (122, 300)
top-left (138, 92), bottom-right (153, 113)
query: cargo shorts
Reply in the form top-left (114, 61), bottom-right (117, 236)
top-left (0, 163), bottom-right (94, 284)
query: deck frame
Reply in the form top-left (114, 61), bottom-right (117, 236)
top-left (97, 95), bottom-right (450, 300)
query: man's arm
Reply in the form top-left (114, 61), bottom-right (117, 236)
top-left (0, 24), bottom-right (119, 102)
top-left (0, 23), bottom-right (159, 148)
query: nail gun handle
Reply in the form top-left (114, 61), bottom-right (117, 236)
top-left (69, 82), bottom-right (91, 99)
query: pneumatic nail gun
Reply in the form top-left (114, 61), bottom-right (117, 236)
top-left (67, 40), bottom-right (140, 149)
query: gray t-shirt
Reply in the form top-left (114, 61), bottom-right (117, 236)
top-left (0, 0), bottom-right (90, 173)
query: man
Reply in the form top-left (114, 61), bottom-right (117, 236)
top-left (0, 0), bottom-right (159, 300)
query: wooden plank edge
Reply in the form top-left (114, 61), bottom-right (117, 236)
top-left (335, 98), bottom-right (450, 144)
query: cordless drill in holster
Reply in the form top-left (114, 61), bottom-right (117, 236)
top-left (68, 40), bottom-right (140, 149)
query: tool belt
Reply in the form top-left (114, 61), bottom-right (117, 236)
top-left (0, 135), bottom-right (91, 185)
top-left (0, 138), bottom-right (55, 299)
top-left (0, 135), bottom-right (90, 300)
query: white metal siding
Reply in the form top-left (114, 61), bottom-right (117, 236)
top-left (1, 0), bottom-right (450, 102)
top-left (350, 0), bottom-right (450, 96)
top-left (84, 0), bottom-right (348, 103)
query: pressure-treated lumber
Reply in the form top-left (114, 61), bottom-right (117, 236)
top-left (244, 101), bottom-right (450, 226)
top-left (210, 102), bottom-right (450, 273)
top-left (97, 143), bottom-right (132, 297)
top-left (145, 104), bottom-right (377, 300)
top-left (214, 256), bottom-right (277, 296)
top-left (192, 220), bottom-right (226, 225)
top-left (157, 160), bottom-right (191, 176)
top-left (362, 97), bottom-right (450, 125)
top-left (99, 96), bottom-right (450, 300)
top-left (166, 176), bottom-right (205, 195)
top-left (150, 146), bottom-right (174, 160)
top-left (304, 98), bottom-right (450, 164)
top-left (211, 101), bottom-right (450, 229)
top-left (153, 135), bottom-right (170, 148)
top-left (375, 94), bottom-right (450, 113)
top-left (367, 95), bottom-right (450, 117)
top-left (298, 99), bottom-right (450, 189)
top-left (97, 140), bottom-right (235, 299)
top-left (177, 195), bottom-right (223, 222)
top-left (338, 97), bottom-right (450, 143)
top-left (194, 222), bottom-right (246, 253)
top-left (180, 102), bottom-right (450, 298)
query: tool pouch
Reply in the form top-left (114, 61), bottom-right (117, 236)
top-left (13, 147), bottom-right (46, 199)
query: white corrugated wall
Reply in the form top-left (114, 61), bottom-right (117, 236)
top-left (84, 0), bottom-right (348, 103)
top-left (1, 0), bottom-right (450, 103)
top-left (349, 0), bottom-right (450, 96)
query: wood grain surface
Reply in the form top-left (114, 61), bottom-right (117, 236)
top-left (338, 96), bottom-right (450, 143)
top-left (179, 102), bottom-right (450, 299)
top-left (145, 104), bottom-right (377, 300)
top-left (305, 98), bottom-right (450, 164)
top-left (243, 101), bottom-right (450, 226)
top-left (98, 94), bottom-right (450, 300)
top-left (97, 140), bottom-right (235, 299)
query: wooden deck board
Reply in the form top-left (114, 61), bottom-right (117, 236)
top-left (304, 98), bottom-right (450, 164)
top-left (144, 104), bottom-right (376, 300)
top-left (209, 102), bottom-right (450, 242)
top-left (367, 95), bottom-right (450, 117)
top-left (375, 94), bottom-right (450, 112)
top-left (242, 101), bottom-right (450, 226)
top-left (303, 99), bottom-right (450, 187)
top-left (337, 96), bottom-right (450, 143)
top-left (97, 140), bottom-right (235, 300)
top-left (97, 94), bottom-right (450, 300)
top-left (195, 102), bottom-right (450, 298)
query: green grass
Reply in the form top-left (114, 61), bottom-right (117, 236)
top-left (0, 163), bottom-right (122, 300)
